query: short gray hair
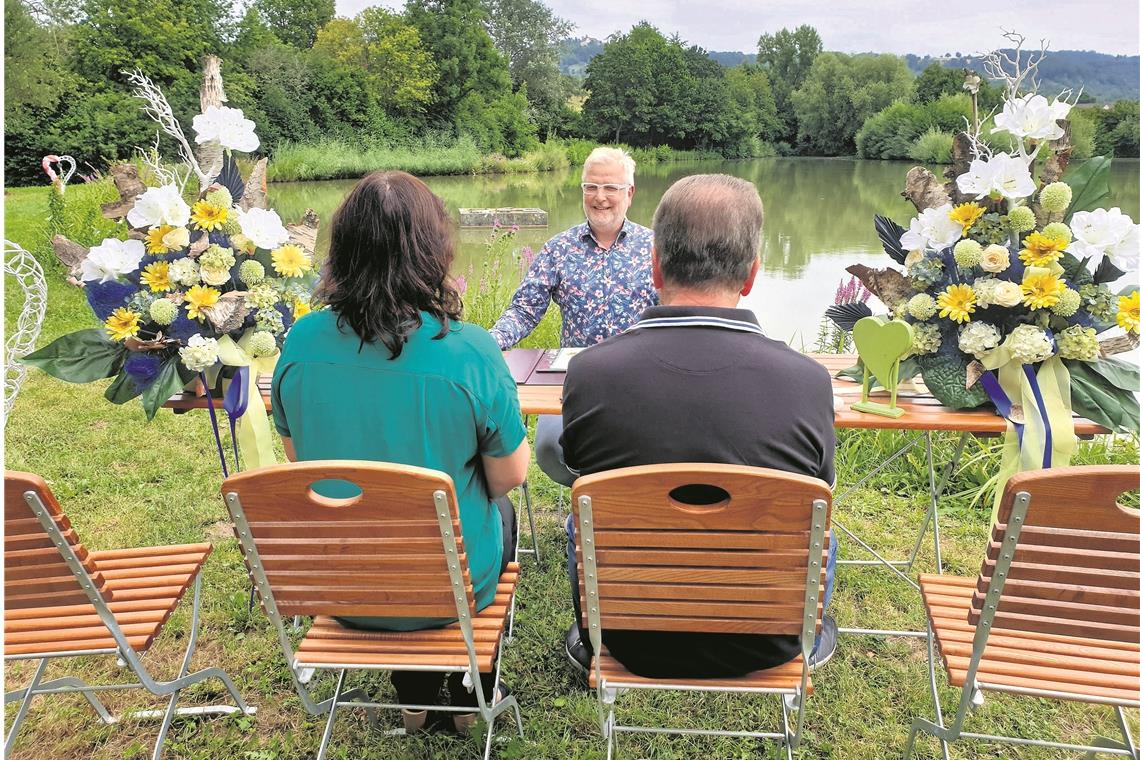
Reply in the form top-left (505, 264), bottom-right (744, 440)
top-left (582, 146), bottom-right (636, 185)
top-left (652, 174), bottom-right (764, 290)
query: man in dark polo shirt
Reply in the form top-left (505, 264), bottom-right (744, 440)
top-left (559, 173), bottom-right (838, 678)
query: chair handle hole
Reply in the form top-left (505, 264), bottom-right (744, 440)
top-left (668, 484), bottom-right (731, 512)
top-left (307, 479), bottom-right (364, 507)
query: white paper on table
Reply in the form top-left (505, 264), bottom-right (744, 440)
top-left (549, 347), bottom-right (586, 371)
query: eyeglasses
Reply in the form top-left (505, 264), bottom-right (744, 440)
top-left (581, 182), bottom-right (631, 195)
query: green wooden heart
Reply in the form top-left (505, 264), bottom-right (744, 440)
top-left (852, 316), bottom-right (914, 391)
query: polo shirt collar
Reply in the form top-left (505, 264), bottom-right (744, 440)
top-left (633, 305), bottom-right (764, 335)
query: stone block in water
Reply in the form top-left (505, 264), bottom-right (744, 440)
top-left (459, 208), bottom-right (548, 228)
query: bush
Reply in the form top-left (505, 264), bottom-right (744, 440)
top-left (908, 128), bottom-right (955, 164)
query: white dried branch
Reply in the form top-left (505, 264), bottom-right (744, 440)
top-left (124, 69), bottom-right (211, 191)
top-left (982, 30), bottom-right (1050, 99)
top-left (959, 115), bottom-right (993, 160)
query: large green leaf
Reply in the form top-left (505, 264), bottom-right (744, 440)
top-left (835, 357), bottom-right (920, 390)
top-left (22, 329), bottom-right (126, 383)
top-left (139, 356), bottom-right (190, 421)
top-left (1082, 356), bottom-right (1140, 392)
top-left (1062, 156), bottom-right (1111, 221)
top-left (1067, 360), bottom-right (1140, 433)
top-left (104, 370), bottom-right (142, 404)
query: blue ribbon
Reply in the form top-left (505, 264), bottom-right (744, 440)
top-left (978, 369), bottom-right (1024, 447)
top-left (223, 365), bottom-right (249, 471)
top-left (1023, 364), bottom-right (1054, 468)
top-left (200, 371), bottom-right (229, 478)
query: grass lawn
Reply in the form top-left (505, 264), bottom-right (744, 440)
top-left (4, 184), bottom-right (1138, 759)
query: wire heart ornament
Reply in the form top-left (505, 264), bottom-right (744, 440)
top-left (41, 154), bottom-right (77, 191)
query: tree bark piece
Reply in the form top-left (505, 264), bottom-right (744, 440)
top-left (902, 167), bottom-right (952, 213)
top-left (845, 263), bottom-right (915, 308)
top-left (51, 235), bottom-right (88, 285)
top-left (101, 164), bottom-right (147, 222)
top-left (197, 55), bottom-right (227, 182)
top-left (286, 209), bottom-right (320, 255)
top-left (240, 158), bottom-right (269, 211)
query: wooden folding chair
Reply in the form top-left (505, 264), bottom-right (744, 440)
top-left (4, 471), bottom-right (254, 759)
top-left (221, 461), bottom-right (523, 760)
top-left (571, 463), bottom-right (831, 759)
top-left (906, 465), bottom-right (1140, 759)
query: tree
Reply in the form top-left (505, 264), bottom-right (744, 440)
top-left (5, 0), bottom-right (66, 112)
top-left (483, 0), bottom-right (572, 108)
top-left (756, 24), bottom-right (822, 142)
top-left (253, 0), bottom-right (333, 49)
top-left (914, 63), bottom-right (964, 103)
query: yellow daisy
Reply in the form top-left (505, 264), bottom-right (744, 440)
top-left (145, 225), bottom-right (175, 254)
top-left (140, 261), bottom-right (173, 293)
top-left (1019, 231), bottom-right (1067, 267)
top-left (1020, 271), bottom-right (1066, 310)
top-left (190, 200), bottom-right (229, 231)
top-left (271, 244), bottom-right (313, 278)
top-left (104, 308), bottom-right (141, 341)
top-left (292, 298), bottom-right (312, 320)
top-left (184, 284), bottom-right (221, 320)
top-left (1116, 291), bottom-right (1140, 334)
top-left (949, 202), bottom-right (986, 235)
top-left (936, 283), bottom-right (977, 324)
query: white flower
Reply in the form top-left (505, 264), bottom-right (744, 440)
top-left (191, 105), bottom-right (260, 153)
top-left (1006, 324), bottom-right (1054, 365)
top-left (972, 277), bottom-right (997, 308)
top-left (958, 321), bottom-right (1001, 356)
top-left (126, 184), bottom-right (191, 228)
top-left (179, 334), bottom-right (220, 372)
top-left (991, 94), bottom-right (1073, 142)
top-left (992, 281), bottom-right (1024, 308)
top-left (235, 207), bottom-right (289, 250)
top-left (899, 203), bottom-right (964, 252)
top-left (199, 266), bottom-right (231, 286)
top-left (1068, 208), bottom-right (1140, 271)
top-left (162, 226), bottom-right (191, 250)
top-left (979, 244), bottom-right (1011, 274)
top-left (955, 152), bottom-right (1036, 201)
top-left (168, 257), bottom-right (201, 287)
top-left (80, 238), bottom-right (145, 283)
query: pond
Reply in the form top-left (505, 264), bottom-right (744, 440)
top-left (269, 158), bottom-right (1140, 346)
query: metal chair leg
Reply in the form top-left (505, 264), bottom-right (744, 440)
top-left (5, 658), bottom-right (48, 755)
top-left (520, 481), bottom-right (540, 563)
top-left (6, 676), bottom-right (116, 725)
top-left (316, 669), bottom-right (347, 760)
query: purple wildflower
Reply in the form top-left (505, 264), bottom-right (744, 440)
top-left (520, 246), bottom-right (535, 265)
top-left (455, 275), bottom-right (468, 295)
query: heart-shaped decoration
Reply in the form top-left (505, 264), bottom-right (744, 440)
top-left (852, 316), bottom-right (913, 391)
top-left (41, 154), bottom-right (77, 188)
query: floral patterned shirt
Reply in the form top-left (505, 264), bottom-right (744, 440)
top-left (490, 219), bottom-right (658, 349)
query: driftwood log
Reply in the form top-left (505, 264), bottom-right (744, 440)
top-left (101, 164), bottom-right (146, 222)
top-left (197, 55), bottom-right (227, 183)
top-left (240, 158), bottom-right (269, 211)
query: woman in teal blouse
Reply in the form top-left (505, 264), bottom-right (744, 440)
top-left (272, 171), bottom-right (530, 733)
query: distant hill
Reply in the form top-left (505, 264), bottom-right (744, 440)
top-left (559, 38), bottom-right (1138, 102)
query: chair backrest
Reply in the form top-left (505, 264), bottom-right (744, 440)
top-left (5, 471), bottom-right (106, 611)
top-left (221, 461), bottom-right (475, 620)
top-left (571, 463), bottom-right (831, 635)
top-left (970, 465), bottom-right (1140, 643)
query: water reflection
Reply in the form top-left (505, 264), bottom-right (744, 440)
top-left (269, 158), bottom-right (1140, 343)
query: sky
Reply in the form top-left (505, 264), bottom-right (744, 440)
top-left (334, 0), bottom-right (1140, 57)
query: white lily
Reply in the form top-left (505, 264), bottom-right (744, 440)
top-left (992, 94), bottom-right (1072, 142)
top-left (127, 184), bottom-right (191, 228)
top-left (192, 105), bottom-right (260, 153)
top-left (235, 207), bottom-right (290, 250)
top-left (900, 203), bottom-right (964, 252)
top-left (1069, 208), bottom-right (1140, 271)
top-left (80, 238), bottom-right (146, 283)
top-left (955, 152), bottom-right (1035, 202)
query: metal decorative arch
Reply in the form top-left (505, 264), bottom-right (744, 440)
top-left (4, 241), bottom-right (48, 425)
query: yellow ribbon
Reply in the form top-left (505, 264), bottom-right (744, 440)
top-left (215, 332), bottom-right (279, 470)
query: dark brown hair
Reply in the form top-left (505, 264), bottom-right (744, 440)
top-left (318, 171), bottom-right (462, 358)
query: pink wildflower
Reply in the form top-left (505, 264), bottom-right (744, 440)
top-left (455, 275), bottom-right (467, 295)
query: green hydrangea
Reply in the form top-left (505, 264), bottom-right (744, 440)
top-left (204, 187), bottom-right (233, 209)
top-left (199, 244), bottom-right (236, 271)
top-left (1007, 324), bottom-right (1054, 364)
top-left (222, 215), bottom-right (243, 236)
top-left (1006, 205), bottom-right (1037, 233)
top-left (957, 321), bottom-right (1001, 356)
top-left (1050, 287), bottom-right (1082, 317)
top-left (1056, 325), bottom-right (1099, 361)
top-left (907, 293), bottom-right (938, 320)
top-left (247, 330), bottom-right (278, 358)
top-left (1041, 222), bottom-right (1073, 245)
top-left (239, 259), bottom-right (266, 286)
top-left (908, 257), bottom-right (944, 290)
top-left (247, 284), bottom-right (280, 310)
top-left (127, 290), bottom-right (158, 315)
top-left (953, 239), bottom-right (984, 269)
top-left (149, 298), bottom-right (178, 326)
top-left (909, 323), bottom-right (942, 356)
top-left (255, 307), bottom-right (285, 334)
top-left (1039, 182), bottom-right (1073, 213)
top-left (970, 213), bottom-right (1013, 245)
top-left (1079, 283), bottom-right (1119, 322)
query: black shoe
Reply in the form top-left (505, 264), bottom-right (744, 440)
top-left (809, 615), bottom-right (837, 671)
top-left (564, 623), bottom-right (592, 675)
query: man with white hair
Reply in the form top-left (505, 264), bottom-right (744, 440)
top-left (491, 146), bottom-right (656, 485)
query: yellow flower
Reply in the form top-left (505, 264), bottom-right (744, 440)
top-left (190, 200), bottom-right (229, 231)
top-left (1020, 270), bottom-right (1066, 310)
top-left (1117, 291), bottom-right (1140, 334)
top-left (271, 244), bottom-right (312, 278)
top-left (1019, 231), bottom-right (1067, 267)
top-left (949, 202), bottom-right (986, 234)
top-left (292, 298), bottom-right (312, 320)
top-left (145, 224), bottom-right (176, 254)
top-left (184, 284), bottom-right (221, 320)
top-left (139, 261), bottom-right (173, 293)
top-left (104, 308), bottom-right (141, 341)
top-left (936, 283), bottom-right (977, 323)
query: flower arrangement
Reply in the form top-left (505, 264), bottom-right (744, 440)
top-left (25, 71), bottom-right (318, 459)
top-left (830, 37), bottom-right (1138, 499)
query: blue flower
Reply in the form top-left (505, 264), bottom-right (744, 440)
top-left (123, 353), bottom-right (161, 390)
top-left (167, 314), bottom-right (200, 341)
top-left (208, 231), bottom-right (231, 248)
top-left (86, 280), bottom-right (136, 321)
top-left (276, 302), bottom-right (294, 331)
